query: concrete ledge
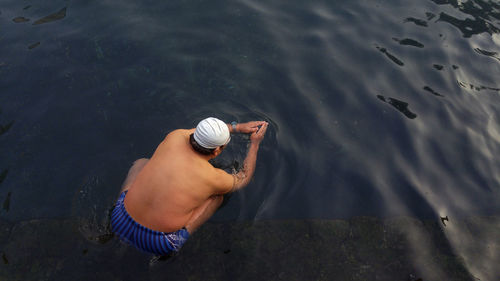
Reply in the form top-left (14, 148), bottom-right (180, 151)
top-left (1, 216), bottom-right (495, 280)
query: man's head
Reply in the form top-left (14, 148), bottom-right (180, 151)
top-left (190, 117), bottom-right (230, 156)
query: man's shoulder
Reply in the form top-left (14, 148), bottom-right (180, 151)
top-left (165, 128), bottom-right (195, 139)
top-left (168, 128), bottom-right (193, 135)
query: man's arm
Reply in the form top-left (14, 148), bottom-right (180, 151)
top-left (227, 121), bottom-right (267, 134)
top-left (214, 122), bottom-right (268, 193)
top-left (232, 141), bottom-right (259, 191)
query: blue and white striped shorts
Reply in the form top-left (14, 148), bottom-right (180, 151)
top-left (111, 191), bottom-right (189, 255)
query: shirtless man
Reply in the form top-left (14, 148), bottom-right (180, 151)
top-left (111, 117), bottom-right (268, 255)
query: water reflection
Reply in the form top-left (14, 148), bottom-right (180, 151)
top-left (12, 17), bottom-right (29, 23)
top-left (423, 86), bottom-right (444, 97)
top-left (375, 45), bottom-right (405, 66)
top-left (393, 38), bottom-right (425, 48)
top-left (28, 42), bottom-right (40, 50)
top-left (431, 0), bottom-right (500, 37)
top-left (238, 0), bottom-right (500, 279)
top-left (474, 47), bottom-right (500, 60)
top-left (32, 7), bottom-right (66, 25)
top-left (440, 215), bottom-right (449, 226)
top-left (433, 64), bottom-right (444, 70)
top-left (404, 17), bottom-right (429, 27)
top-left (0, 121), bottom-right (13, 136)
top-left (377, 95), bottom-right (418, 119)
top-left (2, 192), bottom-right (11, 213)
top-left (458, 80), bottom-right (500, 92)
top-left (0, 170), bottom-right (8, 185)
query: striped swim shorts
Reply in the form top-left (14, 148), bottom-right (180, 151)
top-left (111, 191), bottom-right (189, 255)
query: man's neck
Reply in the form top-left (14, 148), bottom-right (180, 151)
top-left (201, 154), bottom-right (215, 161)
top-left (189, 145), bottom-right (215, 161)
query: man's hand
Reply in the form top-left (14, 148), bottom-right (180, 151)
top-left (250, 122), bottom-right (268, 145)
top-left (236, 121), bottom-right (267, 134)
top-left (219, 121), bottom-right (268, 193)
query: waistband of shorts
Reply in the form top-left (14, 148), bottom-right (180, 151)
top-left (115, 191), bottom-right (188, 236)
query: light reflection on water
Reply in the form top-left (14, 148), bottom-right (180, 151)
top-left (0, 0), bottom-right (499, 279)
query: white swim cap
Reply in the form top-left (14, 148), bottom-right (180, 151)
top-left (194, 117), bottom-right (230, 149)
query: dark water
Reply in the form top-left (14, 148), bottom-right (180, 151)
top-left (1, 0), bottom-right (500, 279)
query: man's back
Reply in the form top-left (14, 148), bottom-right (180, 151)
top-left (124, 129), bottom-right (220, 232)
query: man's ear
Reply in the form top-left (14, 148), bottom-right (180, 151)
top-left (213, 146), bottom-right (223, 156)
